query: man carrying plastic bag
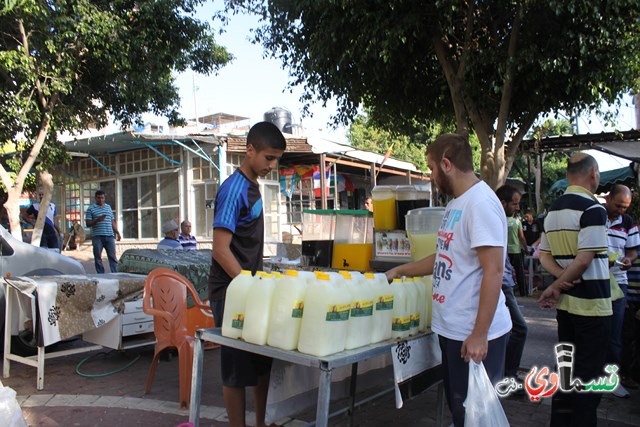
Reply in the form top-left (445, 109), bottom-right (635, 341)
top-left (386, 134), bottom-right (512, 426)
top-left (464, 360), bottom-right (509, 426)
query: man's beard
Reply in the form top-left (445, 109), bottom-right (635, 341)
top-left (435, 165), bottom-right (454, 196)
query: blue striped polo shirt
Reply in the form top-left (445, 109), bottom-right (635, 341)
top-left (85, 203), bottom-right (115, 237)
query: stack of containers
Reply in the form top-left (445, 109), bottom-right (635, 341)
top-left (241, 272), bottom-right (276, 345)
top-left (297, 272), bottom-right (352, 356)
top-left (368, 273), bottom-right (394, 343)
top-left (221, 270), bottom-right (254, 339)
top-left (267, 270), bottom-right (308, 350)
top-left (340, 271), bottom-right (375, 350)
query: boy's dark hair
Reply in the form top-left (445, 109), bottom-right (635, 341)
top-left (425, 133), bottom-right (473, 172)
top-left (95, 190), bottom-right (105, 197)
top-left (495, 185), bottom-right (521, 203)
top-left (247, 122), bottom-right (287, 151)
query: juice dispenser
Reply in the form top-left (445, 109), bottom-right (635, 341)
top-left (331, 210), bottom-right (374, 271)
top-left (371, 185), bottom-right (397, 230)
top-left (396, 185), bottom-right (430, 230)
top-left (301, 209), bottom-right (336, 267)
top-left (405, 207), bottom-right (446, 261)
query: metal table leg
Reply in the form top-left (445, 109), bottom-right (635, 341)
top-left (348, 362), bottom-right (358, 427)
top-left (3, 282), bottom-right (12, 379)
top-left (189, 331), bottom-right (205, 427)
top-left (315, 362), bottom-right (333, 427)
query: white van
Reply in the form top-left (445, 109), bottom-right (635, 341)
top-left (1, 225), bottom-right (85, 354)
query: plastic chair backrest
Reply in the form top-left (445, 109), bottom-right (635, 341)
top-left (143, 268), bottom-right (201, 344)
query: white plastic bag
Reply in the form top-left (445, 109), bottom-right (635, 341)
top-left (463, 360), bottom-right (509, 427)
top-left (0, 384), bottom-right (28, 427)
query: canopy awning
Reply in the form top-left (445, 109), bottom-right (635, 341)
top-left (548, 164), bottom-right (636, 195)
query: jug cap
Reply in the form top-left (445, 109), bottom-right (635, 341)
top-left (393, 278), bottom-right (403, 283)
top-left (338, 270), bottom-right (352, 279)
top-left (285, 269), bottom-right (299, 277)
top-left (364, 272), bottom-right (375, 279)
top-left (316, 272), bottom-right (330, 281)
top-left (239, 270), bottom-right (252, 276)
top-left (272, 272), bottom-right (283, 279)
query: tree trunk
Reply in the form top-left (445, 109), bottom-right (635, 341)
top-left (535, 153), bottom-right (543, 213)
top-left (4, 188), bottom-right (24, 241)
top-left (30, 171), bottom-right (55, 247)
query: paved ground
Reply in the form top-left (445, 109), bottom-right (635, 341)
top-left (3, 248), bottom-right (640, 426)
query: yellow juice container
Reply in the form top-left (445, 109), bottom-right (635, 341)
top-left (331, 243), bottom-right (373, 271)
top-left (371, 186), bottom-right (397, 230)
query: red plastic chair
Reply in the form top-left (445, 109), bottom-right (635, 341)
top-left (142, 268), bottom-right (213, 410)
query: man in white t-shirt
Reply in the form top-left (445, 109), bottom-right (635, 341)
top-left (386, 133), bottom-right (511, 426)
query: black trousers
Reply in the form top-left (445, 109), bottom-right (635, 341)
top-left (508, 252), bottom-right (527, 296)
top-left (551, 309), bottom-right (611, 427)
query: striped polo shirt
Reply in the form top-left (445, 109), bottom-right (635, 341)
top-left (85, 203), bottom-right (115, 237)
top-left (539, 185), bottom-right (611, 316)
top-left (628, 260), bottom-right (640, 302)
top-left (606, 213), bottom-right (640, 286)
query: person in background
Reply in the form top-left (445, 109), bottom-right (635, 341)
top-left (495, 185), bottom-right (529, 383)
top-left (157, 219), bottom-right (183, 250)
top-left (85, 190), bottom-right (121, 273)
top-left (522, 208), bottom-right (542, 250)
top-left (602, 184), bottom-right (639, 398)
top-left (23, 190), bottom-right (61, 249)
top-left (625, 259), bottom-right (640, 390)
top-left (178, 220), bottom-right (197, 250)
top-left (504, 191), bottom-right (528, 296)
top-left (537, 153), bottom-right (611, 426)
top-left (364, 196), bottom-right (373, 212)
top-left (385, 133), bottom-right (511, 427)
top-left (208, 122), bottom-right (286, 427)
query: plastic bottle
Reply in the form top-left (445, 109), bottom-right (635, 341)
top-left (340, 271), bottom-right (374, 350)
top-left (298, 272), bottom-right (351, 356)
top-left (391, 278), bottom-right (410, 339)
top-left (367, 273), bottom-right (394, 343)
top-left (221, 270), bottom-right (254, 339)
top-left (267, 270), bottom-right (307, 350)
top-left (404, 277), bottom-right (419, 336)
top-left (242, 272), bottom-right (276, 345)
top-left (413, 276), bottom-right (427, 332)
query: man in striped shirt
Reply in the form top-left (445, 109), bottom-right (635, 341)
top-left (85, 190), bottom-right (121, 273)
top-left (538, 153), bottom-right (611, 426)
top-left (604, 184), bottom-right (640, 395)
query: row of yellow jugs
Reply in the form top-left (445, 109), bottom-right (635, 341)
top-left (221, 269), bottom-right (433, 357)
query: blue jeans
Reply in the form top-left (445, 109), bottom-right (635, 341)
top-left (92, 235), bottom-right (118, 273)
top-left (607, 283), bottom-right (627, 366)
top-left (438, 333), bottom-right (509, 427)
top-left (502, 285), bottom-right (528, 377)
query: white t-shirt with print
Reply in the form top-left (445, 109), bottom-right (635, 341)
top-left (431, 181), bottom-right (512, 341)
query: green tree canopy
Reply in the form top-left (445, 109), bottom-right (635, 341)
top-left (0, 0), bottom-right (232, 236)
top-left (223, 0), bottom-right (640, 188)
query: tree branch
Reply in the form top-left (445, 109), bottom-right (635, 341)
top-left (432, 31), bottom-right (469, 136)
top-left (495, 4), bottom-right (522, 151)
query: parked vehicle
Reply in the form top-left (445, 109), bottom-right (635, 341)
top-left (1, 225), bottom-right (85, 354)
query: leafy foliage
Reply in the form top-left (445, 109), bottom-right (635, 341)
top-left (0, 0), bottom-right (232, 234)
top-left (222, 0), bottom-right (640, 188)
